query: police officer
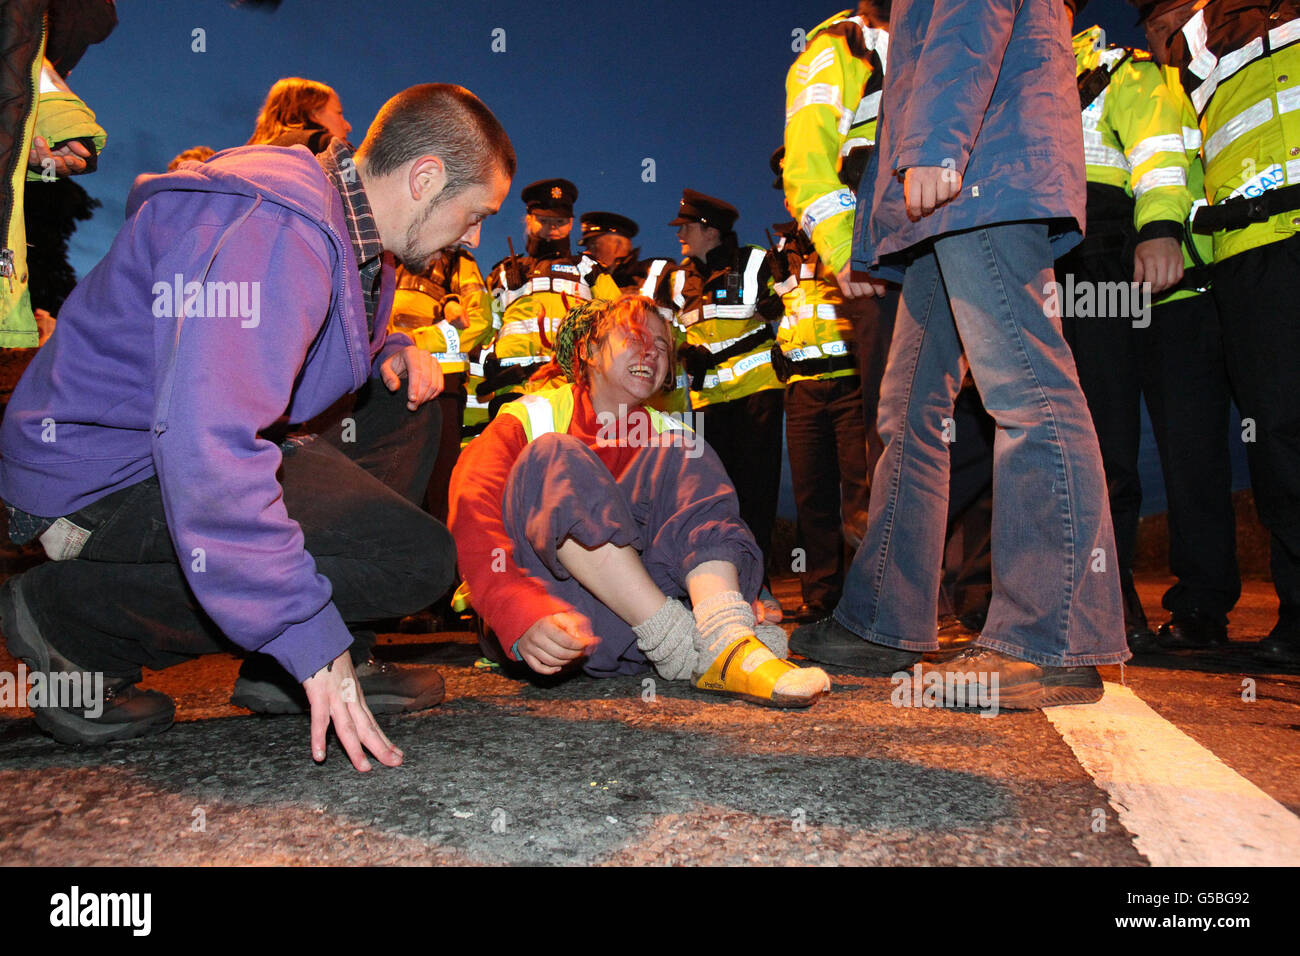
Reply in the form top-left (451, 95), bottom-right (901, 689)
top-left (769, 148), bottom-right (871, 623)
top-left (669, 189), bottom-right (785, 588)
top-left (1060, 2), bottom-right (1239, 653)
top-left (482, 178), bottom-right (618, 413)
top-left (1130, 0), bottom-right (1300, 663)
top-left (390, 244), bottom-right (494, 521)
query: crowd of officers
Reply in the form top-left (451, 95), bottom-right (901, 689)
top-left (396, 0), bottom-right (1300, 661)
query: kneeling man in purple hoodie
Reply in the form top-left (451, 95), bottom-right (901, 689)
top-left (0, 84), bottom-right (515, 771)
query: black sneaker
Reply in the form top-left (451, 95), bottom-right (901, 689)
top-left (789, 615), bottom-right (921, 673)
top-left (1256, 611), bottom-right (1300, 665)
top-left (230, 654), bottom-right (445, 715)
top-left (0, 576), bottom-right (174, 745)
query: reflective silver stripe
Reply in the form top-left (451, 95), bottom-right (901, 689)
top-left (432, 352), bottom-right (469, 364)
top-left (702, 303), bottom-right (757, 321)
top-left (700, 328), bottom-right (762, 353)
top-left (1184, 10), bottom-right (1216, 83)
top-left (1127, 133), bottom-right (1187, 168)
top-left (671, 269), bottom-right (686, 309)
top-left (1278, 84), bottom-right (1300, 114)
top-left (861, 23), bottom-right (888, 70)
top-left (1203, 97), bottom-right (1273, 165)
top-left (640, 259), bottom-right (668, 297)
top-left (517, 394), bottom-right (555, 438)
top-left (1133, 166), bottom-right (1188, 198)
top-left (1084, 132), bottom-right (1129, 171)
top-left (499, 275), bottom-right (593, 308)
top-left (851, 90), bottom-right (880, 126)
top-left (1182, 125), bottom-right (1203, 151)
top-left (773, 274), bottom-right (799, 296)
top-left (1185, 7), bottom-right (1266, 115)
top-left (800, 187), bottom-right (855, 235)
top-left (498, 355), bottom-right (550, 368)
top-left (498, 317), bottom-right (558, 338)
top-left (840, 136), bottom-right (873, 157)
top-left (784, 339), bottom-right (849, 361)
top-left (796, 303), bottom-right (840, 320)
top-left (786, 83), bottom-right (844, 126)
top-left (435, 320), bottom-right (460, 356)
top-left (713, 349), bottom-right (773, 384)
top-left (741, 248), bottom-right (762, 304)
top-left (1270, 18), bottom-right (1300, 50)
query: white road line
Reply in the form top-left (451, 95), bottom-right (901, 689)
top-left (1045, 681), bottom-right (1300, 866)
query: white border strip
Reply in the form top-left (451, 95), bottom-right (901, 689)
top-left (1045, 682), bottom-right (1300, 866)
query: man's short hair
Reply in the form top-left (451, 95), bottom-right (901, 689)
top-left (356, 84), bottom-right (516, 201)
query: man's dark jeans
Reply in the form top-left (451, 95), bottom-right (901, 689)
top-left (21, 378), bottom-right (452, 681)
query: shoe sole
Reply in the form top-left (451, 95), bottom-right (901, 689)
top-left (689, 683), bottom-right (822, 710)
top-left (980, 676), bottom-right (1104, 711)
top-left (0, 580), bottom-right (174, 745)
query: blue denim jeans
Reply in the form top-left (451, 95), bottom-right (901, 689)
top-left (835, 221), bottom-right (1127, 666)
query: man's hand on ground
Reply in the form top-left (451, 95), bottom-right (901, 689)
top-left (903, 165), bottom-right (963, 221)
top-left (835, 263), bottom-right (888, 298)
top-left (27, 135), bottom-right (91, 177)
top-left (1133, 236), bottom-right (1184, 294)
top-left (303, 650), bottom-right (403, 772)
top-left (381, 345), bottom-right (443, 410)
top-left (515, 611), bottom-right (597, 675)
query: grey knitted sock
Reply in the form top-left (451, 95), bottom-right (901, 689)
top-left (692, 590), bottom-right (757, 670)
top-left (632, 597), bottom-right (699, 681)
top-left (754, 623), bottom-right (789, 659)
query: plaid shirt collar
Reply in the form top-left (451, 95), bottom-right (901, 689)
top-left (317, 139), bottom-right (385, 326)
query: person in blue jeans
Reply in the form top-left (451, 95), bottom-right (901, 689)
top-left (790, 0), bottom-right (1128, 707)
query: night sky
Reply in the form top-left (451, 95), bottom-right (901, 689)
top-left (64, 0), bottom-right (1146, 277)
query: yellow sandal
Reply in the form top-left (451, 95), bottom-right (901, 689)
top-left (694, 635), bottom-right (829, 709)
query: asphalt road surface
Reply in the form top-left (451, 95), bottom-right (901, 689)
top-left (1, 572), bottom-right (1296, 869)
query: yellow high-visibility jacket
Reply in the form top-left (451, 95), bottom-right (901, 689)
top-left (389, 248), bottom-right (493, 375)
top-left (783, 10), bottom-right (886, 275)
top-left (1075, 26), bottom-right (1192, 234)
top-left (1173, 6), bottom-right (1300, 260)
top-left (772, 224), bottom-right (855, 384)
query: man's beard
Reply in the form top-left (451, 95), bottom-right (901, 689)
top-left (396, 195), bottom-right (444, 274)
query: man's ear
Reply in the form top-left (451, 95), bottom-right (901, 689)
top-left (409, 155), bottom-right (448, 202)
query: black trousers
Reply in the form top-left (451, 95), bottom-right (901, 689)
top-left (24, 378), bottom-right (452, 680)
top-left (1213, 234), bottom-right (1300, 626)
top-left (1060, 263), bottom-right (1240, 626)
top-left (696, 388), bottom-right (784, 575)
top-left (785, 375), bottom-right (870, 607)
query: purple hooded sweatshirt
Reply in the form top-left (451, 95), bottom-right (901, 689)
top-left (0, 144), bottom-right (413, 681)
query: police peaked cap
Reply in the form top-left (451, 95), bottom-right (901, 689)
top-left (521, 178), bottom-right (578, 215)
top-left (770, 146), bottom-right (786, 189)
top-left (669, 189), bottom-right (739, 232)
top-left (579, 211), bottom-right (639, 245)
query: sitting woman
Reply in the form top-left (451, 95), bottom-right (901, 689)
top-left (247, 77), bottom-right (353, 151)
top-left (448, 294), bottom-right (829, 707)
